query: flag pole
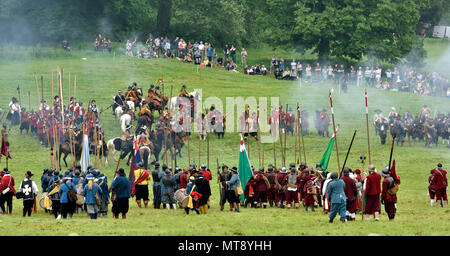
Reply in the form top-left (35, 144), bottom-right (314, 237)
top-left (296, 103), bottom-right (302, 164)
top-left (284, 104), bottom-right (288, 166)
top-left (329, 89), bottom-right (341, 172)
top-left (364, 89), bottom-right (372, 164)
top-left (298, 105), bottom-right (307, 163)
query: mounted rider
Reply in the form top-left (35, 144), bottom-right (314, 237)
top-left (125, 82), bottom-right (141, 104)
top-left (113, 90), bottom-right (126, 113)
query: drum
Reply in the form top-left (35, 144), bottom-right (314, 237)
top-left (39, 192), bottom-right (51, 209)
top-left (76, 194), bottom-right (85, 206)
top-left (174, 189), bottom-right (187, 207)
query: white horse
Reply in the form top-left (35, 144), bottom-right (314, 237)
top-left (169, 89), bottom-right (201, 111)
top-left (120, 113), bottom-right (132, 133)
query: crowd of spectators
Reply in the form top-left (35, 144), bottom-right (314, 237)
top-left (264, 55), bottom-right (450, 97)
top-left (94, 34), bottom-right (112, 53)
top-left (117, 34), bottom-right (449, 98)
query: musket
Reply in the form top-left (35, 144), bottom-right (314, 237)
top-left (329, 89), bottom-right (341, 172)
top-left (340, 130), bottom-right (357, 178)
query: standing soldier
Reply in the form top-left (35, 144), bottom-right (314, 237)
top-left (218, 164), bottom-right (230, 211)
top-left (253, 167), bottom-right (270, 208)
top-left (283, 167), bottom-right (301, 209)
top-left (134, 162), bottom-right (151, 208)
top-left (151, 162), bottom-right (164, 209)
top-left (110, 168), bottom-right (131, 219)
top-left (264, 164), bottom-right (277, 207)
top-left (430, 163), bottom-right (448, 207)
top-left (18, 171), bottom-right (39, 217)
top-left (275, 167), bottom-right (288, 208)
top-left (381, 166), bottom-right (400, 220)
top-left (162, 168), bottom-right (177, 209)
top-left (363, 165), bottom-right (382, 221)
top-left (341, 168), bottom-right (357, 221)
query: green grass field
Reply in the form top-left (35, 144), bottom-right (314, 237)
top-left (0, 39), bottom-right (449, 236)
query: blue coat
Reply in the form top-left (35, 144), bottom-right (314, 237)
top-left (327, 179), bottom-right (347, 204)
top-left (59, 181), bottom-right (78, 204)
top-left (185, 182), bottom-right (197, 195)
top-left (226, 173), bottom-right (240, 191)
top-left (111, 175), bottom-right (131, 199)
top-left (41, 174), bottom-right (48, 192)
top-left (97, 175), bottom-right (110, 200)
top-left (83, 182), bottom-right (103, 205)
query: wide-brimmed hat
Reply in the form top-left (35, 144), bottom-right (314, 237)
top-left (116, 168), bottom-right (125, 176)
top-left (231, 167), bottom-right (238, 173)
top-left (25, 171), bottom-right (34, 177)
top-left (3, 168), bottom-right (10, 174)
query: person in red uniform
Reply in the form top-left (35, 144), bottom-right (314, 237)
top-left (381, 163), bottom-right (400, 220)
top-left (275, 167), bottom-right (288, 208)
top-left (199, 164), bottom-right (212, 182)
top-left (179, 167), bottom-right (189, 189)
top-left (301, 168), bottom-right (317, 211)
top-left (430, 163), bottom-right (448, 208)
top-left (342, 168), bottom-right (357, 220)
top-left (264, 164), bottom-right (277, 207)
top-left (428, 169), bottom-right (437, 207)
top-left (283, 167), bottom-right (301, 209)
top-left (364, 164), bottom-right (381, 221)
top-left (354, 168), bottom-right (363, 212)
top-left (297, 162), bottom-right (308, 201)
top-left (253, 167), bottom-right (269, 208)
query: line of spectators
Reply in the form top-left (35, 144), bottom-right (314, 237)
top-left (124, 34), bottom-right (247, 73)
top-left (265, 55), bottom-right (450, 97)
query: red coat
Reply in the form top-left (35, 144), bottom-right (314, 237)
top-left (342, 176), bottom-right (357, 201)
top-left (0, 175), bottom-right (16, 195)
top-left (199, 169), bottom-right (212, 182)
top-left (254, 173), bottom-right (268, 192)
top-left (179, 172), bottom-right (189, 189)
top-left (381, 177), bottom-right (397, 203)
top-left (365, 172), bottom-right (381, 196)
top-left (430, 169), bottom-right (448, 189)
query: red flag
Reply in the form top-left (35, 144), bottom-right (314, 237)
top-left (1, 137), bottom-right (11, 159)
top-left (390, 160), bottom-right (400, 185)
top-left (33, 196), bottom-right (37, 213)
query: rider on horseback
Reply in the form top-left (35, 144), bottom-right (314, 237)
top-left (125, 82), bottom-right (141, 103)
top-left (178, 84), bottom-right (189, 98)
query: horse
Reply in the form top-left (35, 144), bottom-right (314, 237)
top-left (59, 131), bottom-right (83, 167)
top-left (120, 113), bottom-right (132, 133)
top-left (169, 89), bottom-right (202, 111)
top-left (138, 145), bottom-right (151, 169)
top-left (106, 137), bottom-right (134, 165)
top-left (135, 114), bottom-right (153, 135)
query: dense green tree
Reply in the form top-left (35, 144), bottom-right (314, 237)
top-left (294, 0), bottom-right (429, 64)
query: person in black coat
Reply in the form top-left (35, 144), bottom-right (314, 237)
top-left (195, 172), bottom-right (211, 214)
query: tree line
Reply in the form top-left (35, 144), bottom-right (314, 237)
top-left (0, 0), bottom-right (448, 65)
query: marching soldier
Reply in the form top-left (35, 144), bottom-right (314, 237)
top-left (264, 164), bottom-right (277, 207)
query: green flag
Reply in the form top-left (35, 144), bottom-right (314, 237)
top-left (238, 134), bottom-right (253, 202)
top-left (319, 127), bottom-right (338, 173)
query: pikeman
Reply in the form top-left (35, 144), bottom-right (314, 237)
top-left (253, 167), bottom-right (270, 208)
top-left (283, 166), bottom-right (301, 209)
top-left (275, 166), bottom-right (288, 208)
top-left (264, 164), bottom-right (277, 207)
